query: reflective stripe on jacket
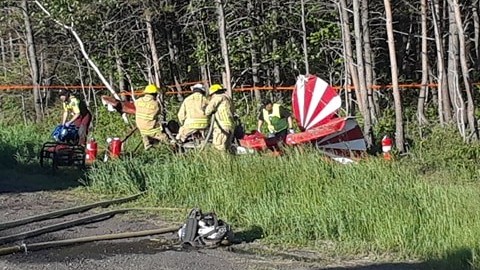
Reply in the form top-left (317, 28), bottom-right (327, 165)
top-left (205, 93), bottom-right (234, 130)
top-left (263, 103), bottom-right (288, 133)
top-left (177, 92), bottom-right (209, 129)
top-left (135, 94), bottom-right (162, 135)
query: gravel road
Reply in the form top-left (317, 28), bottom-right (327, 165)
top-left (0, 171), bottom-right (427, 270)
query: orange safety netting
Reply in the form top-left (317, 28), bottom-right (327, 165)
top-left (1, 82), bottom-right (479, 96)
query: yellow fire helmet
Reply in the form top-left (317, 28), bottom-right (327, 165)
top-left (144, 84), bottom-right (159, 94)
top-left (209, 84), bottom-right (224, 95)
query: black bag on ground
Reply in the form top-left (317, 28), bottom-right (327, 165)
top-left (178, 208), bottom-right (233, 248)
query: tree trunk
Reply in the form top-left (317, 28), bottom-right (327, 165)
top-left (361, 0), bottom-right (378, 121)
top-left (216, 0), bottom-right (232, 97)
top-left (450, 0), bottom-right (479, 140)
top-left (1, 38), bottom-right (6, 78)
top-left (22, 0), bottom-right (43, 122)
top-left (384, 0), bottom-right (405, 152)
top-left (431, 0), bottom-right (448, 125)
top-left (167, 29), bottom-right (184, 101)
top-left (300, 0), bottom-right (309, 74)
top-left (248, 0), bottom-right (261, 102)
top-left (338, 0), bottom-right (360, 116)
top-left (418, 0), bottom-right (429, 125)
top-left (114, 37), bottom-right (126, 93)
top-left (474, 0), bottom-right (480, 69)
top-left (9, 33), bottom-right (14, 63)
top-left (353, 0), bottom-right (373, 148)
top-left (200, 21), bottom-right (212, 84)
top-left (272, 37), bottom-right (280, 86)
top-left (145, 9), bottom-right (161, 87)
top-left (200, 65), bottom-right (208, 86)
top-left (446, 0), bottom-right (466, 135)
top-left (145, 9), bottom-right (167, 120)
top-left (107, 47), bottom-right (114, 89)
top-left (272, 0), bottom-right (280, 86)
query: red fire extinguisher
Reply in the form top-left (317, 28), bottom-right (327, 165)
top-left (381, 135), bottom-right (393, 160)
top-left (85, 138), bottom-right (98, 162)
top-left (110, 137), bottom-right (123, 158)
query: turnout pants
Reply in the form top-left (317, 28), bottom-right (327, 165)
top-left (212, 126), bottom-right (233, 152)
top-left (73, 113), bottom-right (92, 146)
top-left (141, 131), bottom-right (168, 150)
top-left (176, 126), bottom-right (205, 142)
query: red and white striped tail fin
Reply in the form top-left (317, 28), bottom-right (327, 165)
top-left (290, 75), bottom-right (367, 162)
top-left (315, 117), bottom-right (367, 156)
top-left (292, 75), bottom-right (341, 131)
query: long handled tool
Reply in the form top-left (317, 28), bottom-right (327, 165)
top-left (121, 127), bottom-right (138, 143)
top-left (0, 192), bottom-right (144, 231)
top-left (0, 209), bottom-right (132, 245)
top-left (0, 226), bottom-right (179, 256)
top-left (199, 119), bottom-right (215, 151)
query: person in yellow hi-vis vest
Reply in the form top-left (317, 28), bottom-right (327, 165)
top-left (257, 99), bottom-right (294, 142)
top-left (59, 89), bottom-right (92, 146)
top-left (176, 83), bottom-right (209, 142)
top-left (205, 84), bottom-right (234, 152)
top-left (135, 84), bottom-right (168, 150)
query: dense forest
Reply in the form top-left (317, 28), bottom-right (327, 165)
top-left (1, 0), bottom-right (479, 151)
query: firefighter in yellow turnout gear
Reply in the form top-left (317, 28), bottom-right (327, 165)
top-left (205, 84), bottom-right (234, 152)
top-left (176, 84), bottom-right (209, 142)
top-left (135, 84), bottom-right (168, 150)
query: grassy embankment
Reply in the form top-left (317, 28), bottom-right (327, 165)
top-left (1, 108), bottom-right (480, 269)
top-left (85, 129), bottom-right (480, 269)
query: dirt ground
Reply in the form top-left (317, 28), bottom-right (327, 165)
top-left (0, 169), bottom-right (429, 270)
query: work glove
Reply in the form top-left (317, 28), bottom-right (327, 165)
top-left (288, 129), bottom-right (295, 134)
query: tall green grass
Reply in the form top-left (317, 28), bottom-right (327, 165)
top-left (0, 123), bottom-right (50, 167)
top-left (86, 139), bottom-right (480, 268)
top-left (2, 105), bottom-right (480, 268)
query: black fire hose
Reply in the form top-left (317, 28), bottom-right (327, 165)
top-left (0, 209), bottom-right (132, 245)
top-left (0, 226), bottom-right (179, 256)
top-left (0, 192), bottom-right (144, 231)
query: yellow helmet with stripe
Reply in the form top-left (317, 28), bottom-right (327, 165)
top-left (209, 84), bottom-right (224, 95)
top-left (144, 84), bottom-right (158, 94)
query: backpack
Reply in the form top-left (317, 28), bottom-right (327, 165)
top-left (178, 208), bottom-right (233, 248)
top-left (52, 125), bottom-right (79, 144)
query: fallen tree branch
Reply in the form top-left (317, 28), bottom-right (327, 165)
top-left (33, 1), bottom-right (121, 101)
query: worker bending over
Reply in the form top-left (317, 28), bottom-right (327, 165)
top-left (59, 89), bottom-right (92, 146)
top-left (176, 83), bottom-right (209, 142)
top-left (257, 99), bottom-right (294, 141)
top-left (135, 84), bottom-right (168, 150)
